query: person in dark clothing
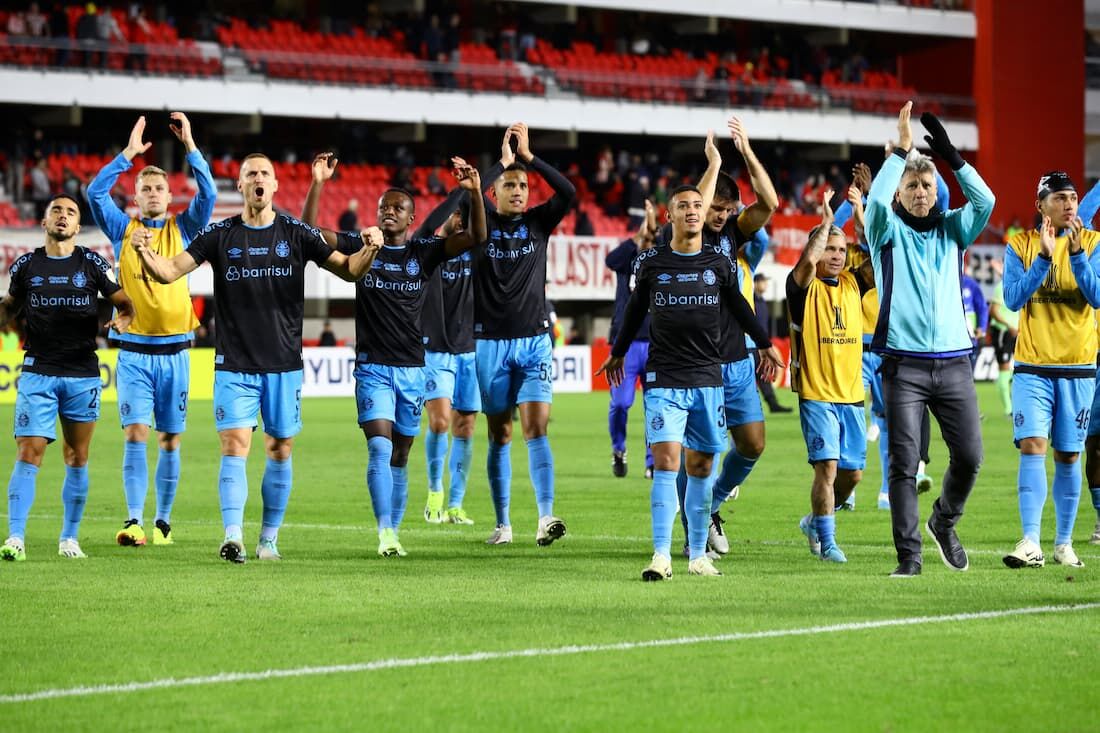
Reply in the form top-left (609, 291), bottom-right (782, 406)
top-left (752, 273), bottom-right (791, 413)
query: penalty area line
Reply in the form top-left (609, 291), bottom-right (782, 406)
top-left (2, 602), bottom-right (1098, 704)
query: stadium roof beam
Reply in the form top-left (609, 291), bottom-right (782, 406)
top-left (0, 68), bottom-right (978, 150)
top-left (513, 0), bottom-right (976, 38)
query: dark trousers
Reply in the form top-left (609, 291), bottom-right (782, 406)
top-left (881, 355), bottom-right (982, 563)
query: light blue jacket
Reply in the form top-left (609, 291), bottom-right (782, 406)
top-left (865, 150), bottom-right (995, 356)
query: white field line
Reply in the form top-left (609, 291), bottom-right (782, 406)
top-left (5, 514), bottom-right (1100, 558)
top-left (1, 602), bottom-right (1097, 705)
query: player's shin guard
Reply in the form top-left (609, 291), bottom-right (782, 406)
top-left (425, 430), bottom-right (447, 492)
top-left (448, 436), bottom-right (472, 509)
top-left (487, 441), bottom-right (511, 526)
top-left (1017, 453), bottom-right (1047, 543)
top-left (712, 447), bottom-right (756, 512)
top-left (526, 436), bottom-right (554, 516)
top-left (366, 436), bottom-right (394, 530)
top-left (218, 455), bottom-right (248, 533)
top-left (122, 441), bottom-right (147, 523)
top-left (685, 473), bottom-right (710, 560)
top-left (154, 447), bottom-right (180, 524)
top-left (651, 470), bottom-right (677, 557)
top-left (390, 465), bottom-right (409, 529)
top-left (260, 456), bottom-right (292, 542)
top-left (1052, 460), bottom-right (1081, 546)
top-left (60, 464), bottom-right (89, 540)
top-left (7, 461), bottom-right (38, 540)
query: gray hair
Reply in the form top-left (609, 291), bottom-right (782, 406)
top-left (901, 148), bottom-right (936, 180)
top-left (808, 224), bottom-right (846, 243)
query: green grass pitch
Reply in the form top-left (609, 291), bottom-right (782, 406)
top-left (0, 383), bottom-right (1097, 731)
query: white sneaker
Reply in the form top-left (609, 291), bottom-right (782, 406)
top-left (57, 538), bottom-right (87, 559)
top-left (688, 555), bottom-right (722, 576)
top-left (641, 552), bottom-right (672, 581)
top-left (707, 511), bottom-right (729, 555)
top-left (866, 421), bottom-right (880, 442)
top-left (485, 525), bottom-right (513, 545)
top-left (1053, 543), bottom-right (1084, 568)
top-left (536, 515), bottom-right (566, 546)
top-left (1003, 538), bottom-right (1044, 569)
top-left (1090, 519), bottom-right (1100, 545)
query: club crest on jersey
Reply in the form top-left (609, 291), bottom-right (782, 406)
top-left (228, 247), bottom-right (243, 259)
top-left (72, 271), bottom-right (87, 289)
top-left (1014, 412), bottom-right (1025, 427)
top-left (225, 266), bottom-right (241, 281)
top-left (405, 259), bottom-right (421, 277)
top-left (702, 269), bottom-right (716, 286)
top-left (216, 406), bottom-right (225, 421)
top-left (16, 412), bottom-right (29, 428)
top-left (651, 415), bottom-right (665, 430)
top-left (275, 241), bottom-right (290, 258)
top-left (425, 379), bottom-right (437, 392)
top-left (811, 436), bottom-right (825, 451)
top-left (120, 402), bottom-right (131, 417)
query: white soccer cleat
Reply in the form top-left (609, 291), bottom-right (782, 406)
top-left (1053, 543), bottom-right (1084, 568)
top-left (641, 552), bottom-right (672, 581)
top-left (866, 421), bottom-right (880, 442)
top-left (485, 525), bottom-right (513, 545)
top-left (707, 512), bottom-right (729, 555)
top-left (687, 555), bottom-right (722, 576)
top-left (1090, 519), bottom-right (1100, 546)
top-left (255, 538), bottom-right (283, 561)
top-left (536, 515), bottom-right (566, 546)
top-left (1003, 538), bottom-right (1044, 569)
top-left (57, 538), bottom-right (87, 559)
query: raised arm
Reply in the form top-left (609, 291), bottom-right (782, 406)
top-left (442, 159), bottom-right (487, 257)
top-left (728, 116), bottom-right (778, 236)
top-left (1066, 217), bottom-right (1100, 308)
top-left (834, 163), bottom-right (871, 229)
top-left (132, 226), bottom-right (201, 284)
top-left (511, 123), bottom-right (576, 220)
top-left (172, 113), bottom-right (217, 241)
top-left (1003, 224), bottom-right (1051, 311)
top-left (321, 227), bottom-right (384, 282)
top-left (412, 186), bottom-right (468, 240)
top-left (86, 116), bottom-right (151, 250)
top-left (865, 103), bottom-right (912, 248)
top-left (302, 152), bottom-right (336, 231)
top-left (791, 189), bottom-right (834, 289)
top-left (696, 130), bottom-right (722, 214)
top-left (922, 111), bottom-right (994, 248)
top-left (1080, 179), bottom-right (1100, 229)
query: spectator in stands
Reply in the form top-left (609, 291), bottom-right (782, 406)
top-left (49, 4), bottom-right (71, 65)
top-left (391, 166), bottom-right (420, 195)
top-left (319, 320), bottom-right (337, 346)
top-left (426, 166), bottom-right (446, 195)
top-left (96, 3), bottom-right (125, 44)
top-left (574, 206), bottom-right (594, 236)
top-left (6, 9), bottom-right (28, 37)
top-left (29, 157), bottom-right (51, 219)
top-left (338, 198), bottom-right (359, 231)
top-left (26, 3), bottom-right (48, 37)
top-left (624, 171), bottom-right (650, 229)
top-left (75, 4), bottom-right (101, 67)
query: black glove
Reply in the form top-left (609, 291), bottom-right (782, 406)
top-left (920, 112), bottom-right (965, 171)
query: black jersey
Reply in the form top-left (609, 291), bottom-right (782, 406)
top-left (660, 218), bottom-right (753, 362)
top-left (186, 214), bottom-right (337, 373)
top-left (337, 237), bottom-right (449, 366)
top-left (612, 244), bottom-right (770, 389)
top-left (422, 250), bottom-right (475, 354)
top-left (8, 246), bottom-right (120, 378)
top-left (472, 156), bottom-right (575, 340)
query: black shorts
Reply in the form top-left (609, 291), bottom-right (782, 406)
top-left (991, 328), bottom-right (1016, 365)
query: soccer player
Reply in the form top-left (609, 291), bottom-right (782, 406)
top-left (0, 194), bottom-right (134, 561)
top-left (789, 190), bottom-right (873, 563)
top-left (85, 113), bottom-right (216, 548)
top-left (864, 102), bottom-right (994, 577)
top-left (987, 258), bottom-right (1018, 416)
top-left (659, 117), bottom-right (779, 557)
top-left (302, 154), bottom-right (486, 557)
top-left (418, 192), bottom-right (481, 525)
top-left (474, 123), bottom-right (575, 546)
top-left (605, 199), bottom-right (658, 479)
top-left (1075, 181), bottom-right (1100, 545)
top-left (130, 152), bottom-right (380, 563)
top-left (1001, 173), bottom-right (1099, 569)
top-left (960, 271), bottom-right (988, 371)
top-left (599, 133), bottom-right (784, 580)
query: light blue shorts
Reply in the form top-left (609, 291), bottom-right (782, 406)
top-left (861, 350), bottom-right (885, 418)
top-left (1012, 371), bottom-right (1093, 452)
top-left (475, 334), bottom-right (554, 415)
top-left (798, 399), bottom-right (867, 470)
top-left (116, 349), bottom-right (190, 434)
top-left (643, 386), bottom-right (726, 454)
top-left (14, 373), bottom-right (102, 441)
top-left (424, 350), bottom-right (481, 413)
top-left (723, 357), bottom-right (764, 428)
top-left (354, 361), bottom-right (425, 437)
top-left (213, 370), bottom-right (303, 439)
